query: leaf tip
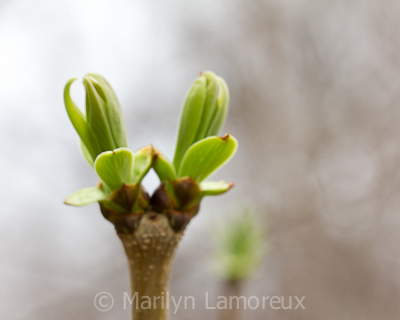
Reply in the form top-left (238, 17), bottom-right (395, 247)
top-left (148, 144), bottom-right (154, 154)
top-left (219, 133), bottom-right (230, 141)
top-left (63, 199), bottom-right (74, 206)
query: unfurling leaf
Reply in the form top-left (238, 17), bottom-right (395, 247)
top-left (132, 146), bottom-right (153, 183)
top-left (173, 76), bottom-right (207, 171)
top-left (178, 134), bottom-right (238, 182)
top-left (206, 76), bottom-right (229, 136)
top-left (94, 147), bottom-right (134, 191)
top-left (200, 181), bottom-right (234, 196)
top-left (83, 76), bottom-right (116, 152)
top-left (64, 74), bottom-right (128, 163)
top-left (153, 149), bottom-right (176, 182)
top-left (194, 71), bottom-right (219, 141)
top-left (86, 73), bottom-right (128, 149)
top-left (172, 71), bottom-right (231, 172)
top-left (64, 187), bottom-right (107, 206)
top-left (64, 78), bottom-right (101, 160)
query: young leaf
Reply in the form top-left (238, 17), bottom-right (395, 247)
top-left (153, 149), bottom-right (176, 182)
top-left (132, 146), bottom-right (153, 183)
top-left (86, 73), bottom-right (128, 149)
top-left (64, 78), bottom-right (101, 159)
top-left (206, 76), bottom-right (230, 136)
top-left (173, 76), bottom-right (207, 171)
top-left (178, 134), bottom-right (238, 182)
top-left (64, 187), bottom-right (107, 206)
top-left (200, 181), bottom-right (234, 196)
top-left (194, 71), bottom-right (219, 140)
top-left (94, 147), bottom-right (134, 191)
top-left (83, 76), bottom-right (116, 152)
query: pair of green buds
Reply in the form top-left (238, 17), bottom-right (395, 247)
top-left (64, 71), bottom-right (238, 231)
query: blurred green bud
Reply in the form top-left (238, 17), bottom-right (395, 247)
top-left (173, 71), bottom-right (230, 171)
top-left (64, 73), bottom-right (128, 165)
top-left (210, 211), bottom-right (267, 281)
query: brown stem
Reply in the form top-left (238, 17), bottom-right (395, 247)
top-left (118, 211), bottom-right (183, 320)
top-left (218, 280), bottom-right (242, 320)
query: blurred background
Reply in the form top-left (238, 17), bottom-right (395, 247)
top-left (1, 0), bottom-right (400, 319)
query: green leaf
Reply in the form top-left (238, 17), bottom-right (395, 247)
top-left (153, 149), bottom-right (176, 181)
top-left (94, 147), bottom-right (134, 191)
top-left (178, 134), bottom-right (238, 182)
top-left (64, 78), bottom-right (101, 160)
top-left (83, 76), bottom-right (116, 152)
top-left (206, 76), bottom-right (230, 136)
top-left (173, 76), bottom-right (207, 171)
top-left (80, 140), bottom-right (94, 167)
top-left (86, 73), bottom-right (128, 149)
top-left (64, 187), bottom-right (107, 206)
top-left (132, 146), bottom-right (153, 183)
top-left (194, 71), bottom-right (219, 140)
top-left (200, 181), bottom-right (234, 196)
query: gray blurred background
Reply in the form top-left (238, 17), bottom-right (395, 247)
top-left (1, 0), bottom-right (400, 319)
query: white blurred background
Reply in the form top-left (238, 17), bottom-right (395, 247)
top-left (2, 0), bottom-right (400, 319)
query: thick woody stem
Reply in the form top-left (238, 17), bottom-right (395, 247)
top-left (118, 211), bottom-right (183, 320)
